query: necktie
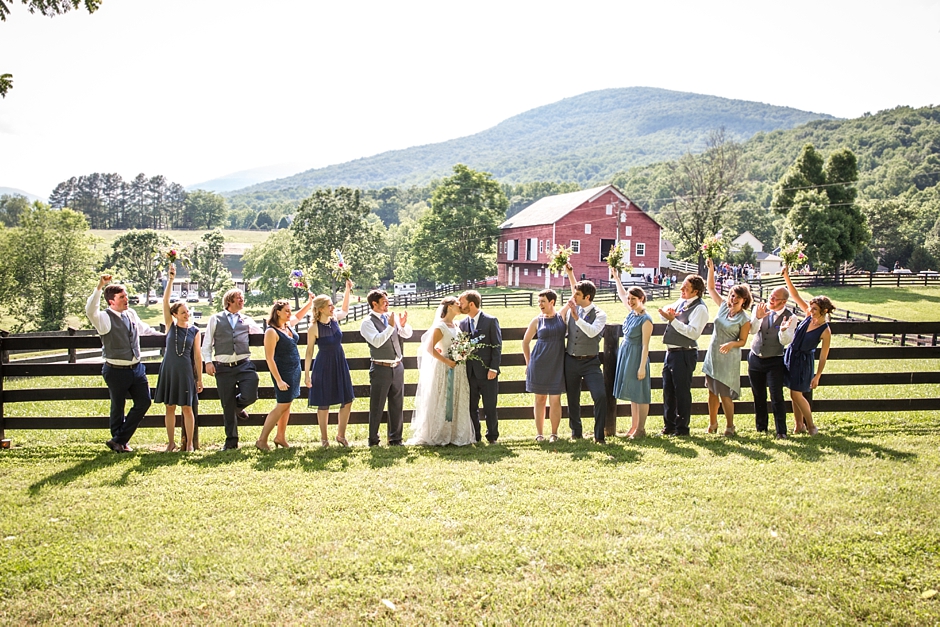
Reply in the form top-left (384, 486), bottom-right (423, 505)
top-left (470, 317), bottom-right (475, 335)
top-left (120, 312), bottom-right (130, 331)
top-left (229, 313), bottom-right (237, 328)
top-left (768, 311), bottom-right (775, 327)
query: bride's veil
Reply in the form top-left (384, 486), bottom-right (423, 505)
top-left (410, 304), bottom-right (446, 436)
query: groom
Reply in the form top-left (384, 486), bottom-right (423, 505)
top-left (458, 290), bottom-right (502, 443)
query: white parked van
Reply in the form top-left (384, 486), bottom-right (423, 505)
top-left (394, 283), bottom-right (417, 295)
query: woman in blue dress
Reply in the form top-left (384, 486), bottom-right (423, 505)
top-left (702, 258), bottom-right (752, 436)
top-left (255, 293), bottom-right (314, 451)
top-left (155, 263), bottom-right (203, 452)
top-left (522, 289), bottom-right (569, 442)
top-left (610, 268), bottom-right (653, 439)
top-left (304, 280), bottom-right (355, 447)
top-left (782, 267), bottom-right (833, 436)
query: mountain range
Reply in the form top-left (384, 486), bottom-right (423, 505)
top-left (225, 87), bottom-right (834, 196)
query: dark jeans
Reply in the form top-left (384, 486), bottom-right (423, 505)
top-left (564, 354), bottom-right (607, 441)
top-left (102, 362), bottom-right (151, 446)
top-left (468, 371), bottom-right (499, 442)
top-left (368, 363), bottom-right (404, 446)
top-left (748, 352), bottom-right (788, 435)
top-left (214, 359), bottom-right (259, 447)
top-left (663, 349), bottom-right (697, 435)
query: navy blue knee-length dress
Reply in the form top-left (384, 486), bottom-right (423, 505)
top-left (308, 318), bottom-right (355, 407)
top-left (271, 326), bottom-right (301, 403)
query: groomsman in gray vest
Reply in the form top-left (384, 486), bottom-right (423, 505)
top-left (202, 288), bottom-right (264, 450)
top-left (563, 263), bottom-right (608, 442)
top-left (748, 287), bottom-right (796, 439)
top-left (658, 274), bottom-right (708, 436)
top-left (458, 290), bottom-right (503, 443)
top-left (86, 275), bottom-right (162, 453)
top-left (361, 289), bottom-right (413, 446)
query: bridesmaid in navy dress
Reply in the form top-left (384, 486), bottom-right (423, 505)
top-left (781, 267), bottom-right (833, 436)
top-left (155, 263), bottom-right (203, 452)
top-left (256, 294), bottom-right (314, 450)
top-left (304, 280), bottom-right (355, 447)
top-left (610, 267), bottom-right (654, 439)
top-left (522, 289), bottom-right (570, 442)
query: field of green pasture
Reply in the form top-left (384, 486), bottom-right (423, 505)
top-left (1, 284), bottom-right (939, 624)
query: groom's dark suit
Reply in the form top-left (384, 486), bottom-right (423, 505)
top-left (460, 311), bottom-right (502, 442)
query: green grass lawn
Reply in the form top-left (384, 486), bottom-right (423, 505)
top-left (2, 285), bottom-right (940, 624)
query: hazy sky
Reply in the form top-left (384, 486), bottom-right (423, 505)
top-left (1, 0), bottom-right (938, 197)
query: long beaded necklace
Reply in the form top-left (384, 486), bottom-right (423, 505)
top-left (174, 324), bottom-right (189, 357)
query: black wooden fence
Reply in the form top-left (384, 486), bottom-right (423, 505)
top-left (1, 321), bottom-right (938, 446)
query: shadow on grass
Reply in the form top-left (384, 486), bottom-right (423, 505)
top-left (28, 449), bottom-right (130, 495)
top-left (774, 432), bottom-right (917, 462)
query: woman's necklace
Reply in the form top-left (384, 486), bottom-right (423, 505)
top-left (174, 324), bottom-right (188, 357)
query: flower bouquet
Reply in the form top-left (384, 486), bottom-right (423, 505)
top-left (700, 233), bottom-right (728, 261)
top-left (547, 244), bottom-right (574, 275)
top-left (779, 238), bottom-right (807, 271)
top-left (605, 241), bottom-right (633, 275)
top-left (288, 269), bottom-right (308, 291)
top-left (447, 331), bottom-right (484, 365)
top-left (164, 247), bottom-right (190, 269)
top-left (332, 249), bottom-right (352, 282)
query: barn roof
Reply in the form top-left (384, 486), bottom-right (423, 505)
top-left (499, 185), bottom-right (629, 229)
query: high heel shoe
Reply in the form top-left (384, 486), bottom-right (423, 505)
top-left (707, 425), bottom-right (718, 434)
top-left (255, 440), bottom-right (270, 451)
top-left (630, 430), bottom-right (646, 440)
top-left (320, 439), bottom-right (330, 448)
top-left (335, 436), bottom-right (349, 448)
top-left (724, 426), bottom-right (736, 437)
top-left (793, 425), bottom-right (808, 434)
top-left (273, 439), bottom-right (290, 449)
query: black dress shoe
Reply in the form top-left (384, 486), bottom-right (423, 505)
top-left (106, 439), bottom-right (125, 453)
top-left (237, 409), bottom-right (250, 421)
top-left (775, 433), bottom-right (788, 440)
top-left (222, 442), bottom-right (239, 450)
top-left (659, 429), bottom-right (677, 436)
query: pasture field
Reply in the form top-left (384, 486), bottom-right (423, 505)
top-left (1, 285), bottom-right (939, 624)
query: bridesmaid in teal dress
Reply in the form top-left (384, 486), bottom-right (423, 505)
top-left (701, 258), bottom-right (752, 436)
top-left (610, 267), bottom-right (654, 439)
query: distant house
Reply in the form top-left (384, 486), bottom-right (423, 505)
top-left (497, 185), bottom-right (662, 288)
top-left (731, 231), bottom-right (783, 275)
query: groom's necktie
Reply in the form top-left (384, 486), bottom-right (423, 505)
top-left (469, 317), bottom-right (475, 335)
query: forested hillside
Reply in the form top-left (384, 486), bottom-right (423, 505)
top-left (230, 87), bottom-right (831, 197)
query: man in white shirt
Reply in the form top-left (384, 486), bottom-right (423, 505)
top-left (657, 274), bottom-right (708, 436)
top-left (202, 288), bottom-right (264, 450)
top-left (563, 264), bottom-right (608, 442)
top-left (86, 275), bottom-right (162, 453)
top-left (360, 289), bottom-right (413, 446)
top-left (748, 287), bottom-right (796, 439)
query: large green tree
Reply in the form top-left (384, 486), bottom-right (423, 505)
top-left (188, 229), bottom-right (233, 305)
top-left (0, 203), bottom-right (99, 331)
top-left (0, 193), bottom-right (29, 226)
top-left (410, 164), bottom-right (507, 284)
top-left (241, 229), bottom-right (295, 301)
top-left (291, 187), bottom-right (383, 294)
top-left (773, 145), bottom-right (870, 274)
top-left (183, 189), bottom-right (227, 229)
top-left (1, 1), bottom-right (102, 97)
top-left (108, 229), bottom-right (173, 297)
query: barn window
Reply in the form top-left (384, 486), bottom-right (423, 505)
top-left (570, 240), bottom-right (580, 253)
top-left (584, 224), bottom-right (591, 235)
top-left (625, 225), bottom-right (632, 237)
top-left (635, 243), bottom-right (646, 257)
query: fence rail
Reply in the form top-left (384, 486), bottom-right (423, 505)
top-left (2, 321), bottom-right (939, 446)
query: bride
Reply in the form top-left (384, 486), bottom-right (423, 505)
top-left (406, 296), bottom-right (476, 446)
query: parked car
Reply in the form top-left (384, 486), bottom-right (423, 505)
top-left (148, 297), bottom-right (158, 304)
top-left (394, 282), bottom-right (417, 295)
top-left (128, 295), bottom-right (140, 305)
top-left (187, 295), bottom-right (199, 303)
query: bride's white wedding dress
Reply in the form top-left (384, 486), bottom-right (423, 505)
top-left (407, 319), bottom-right (475, 446)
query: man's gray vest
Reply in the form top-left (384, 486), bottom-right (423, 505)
top-left (368, 314), bottom-right (402, 361)
top-left (662, 297), bottom-right (704, 348)
top-left (567, 306), bottom-right (602, 357)
top-left (101, 309), bottom-right (139, 361)
top-left (212, 311), bottom-right (250, 357)
top-left (750, 308), bottom-right (793, 358)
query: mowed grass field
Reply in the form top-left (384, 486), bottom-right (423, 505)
top-left (1, 284), bottom-right (939, 624)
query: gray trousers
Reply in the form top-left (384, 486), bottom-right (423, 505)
top-left (368, 362), bottom-right (404, 446)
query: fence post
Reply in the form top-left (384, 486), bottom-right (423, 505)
top-left (0, 333), bottom-right (5, 443)
top-left (67, 327), bottom-right (77, 363)
top-left (602, 324), bottom-right (621, 437)
top-left (529, 293), bottom-right (533, 307)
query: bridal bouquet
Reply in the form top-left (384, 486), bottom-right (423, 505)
top-left (448, 331), bottom-right (484, 364)
top-left (700, 233), bottom-right (728, 261)
top-left (779, 238), bottom-right (807, 271)
top-left (164, 247), bottom-right (190, 269)
top-left (332, 249), bottom-right (352, 282)
top-left (288, 269), bottom-right (308, 290)
top-left (547, 244), bottom-right (574, 275)
top-left (605, 241), bottom-right (633, 274)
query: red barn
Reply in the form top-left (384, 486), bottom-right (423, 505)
top-left (497, 185), bottom-right (662, 288)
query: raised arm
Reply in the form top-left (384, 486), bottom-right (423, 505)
top-left (610, 265), bottom-right (629, 305)
top-left (705, 258), bottom-right (723, 306)
top-left (340, 279), bottom-right (353, 315)
top-left (162, 266), bottom-right (175, 329)
top-left (782, 267), bottom-right (810, 315)
top-left (291, 291), bottom-right (315, 326)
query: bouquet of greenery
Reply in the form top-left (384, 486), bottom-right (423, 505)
top-left (332, 249), bottom-right (352, 282)
top-left (779, 238), bottom-right (807, 271)
top-left (605, 241), bottom-right (633, 274)
top-left (547, 244), bottom-right (574, 275)
top-left (700, 233), bottom-right (728, 261)
top-left (164, 247), bottom-right (190, 269)
top-left (288, 269), bottom-right (308, 290)
top-left (447, 331), bottom-right (484, 364)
